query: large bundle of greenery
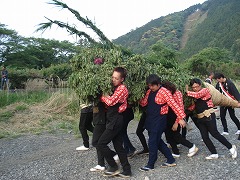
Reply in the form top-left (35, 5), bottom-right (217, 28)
top-left (34, 0), bottom-right (194, 107)
top-left (68, 46), bottom-right (193, 108)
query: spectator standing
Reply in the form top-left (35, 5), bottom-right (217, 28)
top-left (1, 66), bottom-right (8, 90)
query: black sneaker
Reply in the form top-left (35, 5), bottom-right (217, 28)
top-left (136, 150), bottom-right (149, 155)
top-left (103, 166), bottom-right (120, 177)
top-left (139, 166), bottom-right (154, 172)
top-left (118, 171), bottom-right (132, 178)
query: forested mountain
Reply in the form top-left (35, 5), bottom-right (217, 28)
top-left (113, 0), bottom-right (240, 60)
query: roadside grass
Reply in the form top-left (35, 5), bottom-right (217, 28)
top-left (0, 90), bottom-right (80, 139)
top-left (0, 90), bottom-right (50, 108)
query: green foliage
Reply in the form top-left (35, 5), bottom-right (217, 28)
top-left (113, 4), bottom-right (201, 54)
top-left (68, 46), bottom-right (193, 106)
top-left (41, 63), bottom-right (72, 80)
top-left (1, 23), bottom-right (79, 69)
top-left (182, 0), bottom-right (240, 58)
top-left (185, 48), bottom-right (231, 76)
top-left (69, 47), bottom-right (123, 104)
top-left (183, 47), bottom-right (240, 79)
top-left (7, 68), bottom-right (42, 89)
top-left (0, 91), bottom-right (50, 108)
top-left (5, 64), bottom-right (74, 89)
top-left (0, 111), bottom-right (14, 123)
top-left (145, 41), bottom-right (178, 68)
top-left (15, 104), bottom-right (28, 111)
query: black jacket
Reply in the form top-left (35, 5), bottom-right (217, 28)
top-left (216, 79), bottom-right (240, 101)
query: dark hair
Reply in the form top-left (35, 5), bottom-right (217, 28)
top-left (190, 78), bottom-right (202, 86)
top-left (208, 72), bottom-right (214, 76)
top-left (146, 74), bottom-right (161, 85)
top-left (114, 67), bottom-right (127, 80)
top-left (214, 73), bottom-right (225, 79)
top-left (162, 80), bottom-right (176, 94)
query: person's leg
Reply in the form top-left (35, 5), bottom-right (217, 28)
top-left (0, 79), bottom-right (3, 90)
top-left (85, 111), bottom-right (94, 133)
top-left (121, 112), bottom-right (135, 154)
top-left (228, 107), bottom-right (240, 131)
top-left (173, 129), bottom-right (193, 148)
top-left (136, 112), bottom-right (149, 153)
top-left (220, 106), bottom-right (228, 133)
top-left (112, 132), bottom-right (131, 174)
top-left (97, 128), bottom-right (120, 168)
top-left (157, 118), bottom-right (175, 165)
top-left (207, 114), bottom-right (232, 149)
top-left (191, 115), bottom-right (200, 130)
top-left (92, 124), bottom-right (106, 167)
top-left (165, 127), bottom-right (179, 155)
top-left (146, 131), bottom-right (159, 169)
top-left (198, 121), bottom-right (217, 154)
top-left (165, 112), bottom-right (179, 155)
top-left (181, 114), bottom-right (189, 138)
top-left (79, 112), bottom-right (91, 148)
top-left (124, 108), bottom-right (136, 153)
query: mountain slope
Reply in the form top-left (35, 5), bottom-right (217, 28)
top-left (113, 4), bottom-right (201, 54)
top-left (113, 0), bottom-right (240, 59)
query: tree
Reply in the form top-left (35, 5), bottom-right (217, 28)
top-left (0, 24), bottom-right (78, 69)
top-left (145, 41), bottom-right (178, 68)
top-left (0, 23), bottom-right (23, 64)
top-left (184, 47), bottom-right (232, 76)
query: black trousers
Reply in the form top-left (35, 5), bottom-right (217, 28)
top-left (122, 107), bottom-right (135, 153)
top-left (220, 106), bottom-right (240, 132)
top-left (182, 113), bottom-right (199, 139)
top-left (79, 111), bottom-right (94, 148)
top-left (92, 124), bottom-right (116, 167)
top-left (136, 111), bottom-right (149, 152)
top-left (198, 113), bottom-right (232, 154)
top-left (96, 113), bottom-right (131, 173)
top-left (165, 110), bottom-right (193, 155)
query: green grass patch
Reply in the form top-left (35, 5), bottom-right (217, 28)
top-left (39, 118), bottom-right (53, 126)
top-left (57, 122), bottom-right (73, 130)
top-left (0, 91), bottom-right (50, 108)
top-left (15, 104), bottom-right (28, 111)
top-left (0, 111), bottom-right (14, 123)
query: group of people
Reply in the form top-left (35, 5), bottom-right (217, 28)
top-left (75, 68), bottom-right (239, 178)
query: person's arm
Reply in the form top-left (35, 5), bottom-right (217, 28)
top-left (228, 80), bottom-right (240, 101)
top-left (186, 88), bottom-right (209, 99)
top-left (100, 84), bottom-right (128, 107)
top-left (159, 88), bottom-right (186, 123)
top-left (139, 89), bottom-right (151, 107)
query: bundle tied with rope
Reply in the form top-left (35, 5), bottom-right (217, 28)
top-left (203, 82), bottom-right (239, 108)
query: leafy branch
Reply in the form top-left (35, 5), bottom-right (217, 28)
top-left (36, 0), bottom-right (115, 49)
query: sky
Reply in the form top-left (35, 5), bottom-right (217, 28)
top-left (0, 0), bottom-right (207, 42)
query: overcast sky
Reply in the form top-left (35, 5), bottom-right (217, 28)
top-left (0, 0), bottom-right (207, 42)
